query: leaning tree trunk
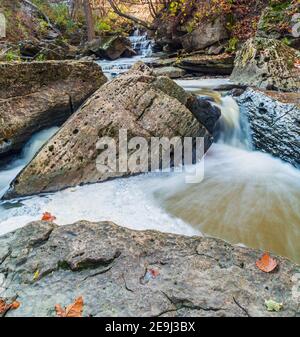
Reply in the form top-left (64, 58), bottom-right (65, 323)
top-left (83, 0), bottom-right (95, 42)
top-left (107, 0), bottom-right (155, 31)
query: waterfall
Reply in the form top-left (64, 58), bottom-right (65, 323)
top-left (98, 29), bottom-right (154, 79)
top-left (129, 29), bottom-right (153, 57)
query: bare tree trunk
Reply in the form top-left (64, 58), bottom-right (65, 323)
top-left (107, 0), bottom-right (155, 31)
top-left (83, 0), bottom-right (95, 42)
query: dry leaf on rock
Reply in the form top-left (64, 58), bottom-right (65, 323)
top-left (256, 253), bottom-right (278, 273)
top-left (55, 297), bottom-right (84, 317)
top-left (0, 299), bottom-right (20, 316)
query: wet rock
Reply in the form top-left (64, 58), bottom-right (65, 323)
top-left (82, 36), bottom-right (133, 60)
top-left (180, 17), bottom-right (229, 52)
top-left (0, 61), bottom-right (107, 158)
top-left (178, 53), bottom-right (234, 75)
top-left (3, 63), bottom-right (213, 199)
top-left (186, 96), bottom-right (221, 134)
top-left (237, 88), bottom-right (300, 168)
top-left (154, 66), bottom-right (186, 79)
top-left (0, 220), bottom-right (299, 317)
top-left (231, 37), bottom-right (300, 92)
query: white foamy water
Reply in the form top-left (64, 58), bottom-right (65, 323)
top-left (0, 127), bottom-right (59, 198)
top-left (0, 172), bottom-right (199, 237)
top-left (175, 78), bottom-right (231, 91)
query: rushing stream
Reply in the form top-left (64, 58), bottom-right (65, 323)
top-left (0, 32), bottom-right (299, 263)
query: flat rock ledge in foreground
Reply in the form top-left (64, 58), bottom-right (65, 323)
top-left (0, 221), bottom-right (299, 317)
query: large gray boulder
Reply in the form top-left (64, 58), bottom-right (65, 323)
top-left (0, 220), bottom-right (299, 317)
top-left (3, 63), bottom-right (214, 199)
top-left (0, 61), bottom-right (107, 158)
top-left (180, 17), bottom-right (229, 52)
top-left (231, 38), bottom-right (300, 92)
top-left (237, 88), bottom-right (300, 168)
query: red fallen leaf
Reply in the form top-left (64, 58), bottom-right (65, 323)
top-left (256, 253), bottom-right (278, 273)
top-left (41, 212), bottom-right (56, 222)
top-left (55, 297), bottom-right (84, 317)
top-left (148, 268), bottom-right (160, 278)
top-left (0, 299), bottom-right (21, 315)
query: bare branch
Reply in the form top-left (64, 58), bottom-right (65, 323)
top-left (107, 0), bottom-right (155, 30)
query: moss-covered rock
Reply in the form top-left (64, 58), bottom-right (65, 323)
top-left (257, 1), bottom-right (300, 49)
top-left (231, 37), bottom-right (300, 92)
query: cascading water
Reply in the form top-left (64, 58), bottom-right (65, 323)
top-left (129, 28), bottom-right (153, 57)
top-left (0, 79), bottom-right (299, 263)
top-left (152, 84), bottom-right (300, 263)
top-left (98, 29), bottom-right (155, 79)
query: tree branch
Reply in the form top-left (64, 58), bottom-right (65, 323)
top-left (107, 0), bottom-right (155, 30)
top-left (21, 0), bottom-right (61, 35)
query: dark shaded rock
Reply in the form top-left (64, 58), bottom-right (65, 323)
top-left (237, 88), bottom-right (300, 168)
top-left (83, 36), bottom-right (133, 60)
top-left (186, 96), bottom-right (221, 134)
top-left (0, 61), bottom-right (107, 158)
top-left (19, 40), bottom-right (41, 57)
top-left (231, 37), bottom-right (300, 92)
top-left (0, 220), bottom-right (299, 317)
top-left (179, 53), bottom-right (234, 75)
top-left (3, 63), bottom-right (213, 199)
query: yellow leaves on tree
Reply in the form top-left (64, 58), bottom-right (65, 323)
top-left (55, 297), bottom-right (84, 317)
top-left (256, 253), bottom-right (278, 273)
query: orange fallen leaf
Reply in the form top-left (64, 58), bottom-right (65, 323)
top-left (41, 212), bottom-right (56, 222)
top-left (295, 60), bottom-right (300, 69)
top-left (256, 253), bottom-right (278, 273)
top-left (55, 297), bottom-right (84, 317)
top-left (0, 299), bottom-right (21, 315)
top-left (10, 301), bottom-right (21, 310)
